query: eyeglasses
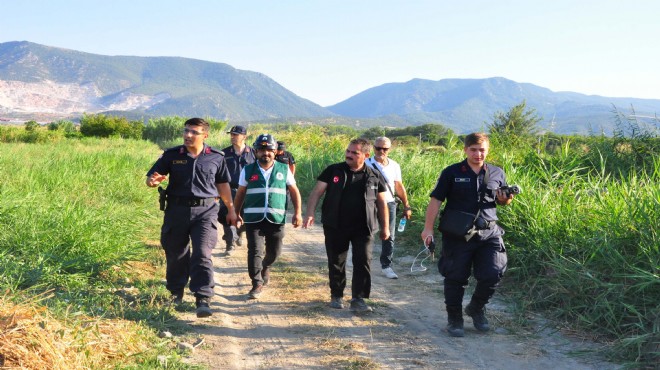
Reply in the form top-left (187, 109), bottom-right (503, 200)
top-left (346, 149), bottom-right (362, 156)
top-left (183, 128), bottom-right (204, 136)
top-left (374, 147), bottom-right (390, 152)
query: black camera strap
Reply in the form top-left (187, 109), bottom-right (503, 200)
top-left (367, 157), bottom-right (397, 201)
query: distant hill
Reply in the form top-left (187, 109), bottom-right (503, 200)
top-left (326, 78), bottom-right (660, 134)
top-left (0, 41), bottom-right (332, 122)
top-left (1, 41), bottom-right (658, 135)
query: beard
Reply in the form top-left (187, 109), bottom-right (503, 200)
top-left (258, 156), bottom-right (272, 165)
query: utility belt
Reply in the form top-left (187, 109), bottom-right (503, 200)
top-left (168, 195), bottom-right (216, 207)
top-left (474, 217), bottom-right (497, 230)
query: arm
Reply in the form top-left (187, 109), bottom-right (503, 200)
top-left (303, 181), bottom-right (328, 228)
top-left (289, 153), bottom-right (296, 175)
top-left (394, 180), bottom-right (412, 219)
top-left (376, 191), bottom-right (390, 240)
top-left (421, 197), bottom-right (443, 246)
top-left (288, 183), bottom-right (303, 228)
top-left (216, 182), bottom-right (237, 226)
top-left (146, 172), bottom-right (167, 187)
top-left (232, 185), bottom-right (247, 226)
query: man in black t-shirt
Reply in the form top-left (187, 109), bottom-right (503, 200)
top-left (303, 138), bottom-right (389, 313)
top-left (275, 141), bottom-right (296, 175)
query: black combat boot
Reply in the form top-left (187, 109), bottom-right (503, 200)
top-left (446, 305), bottom-right (465, 337)
top-left (465, 302), bottom-right (490, 332)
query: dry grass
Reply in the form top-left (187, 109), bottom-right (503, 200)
top-left (0, 292), bottom-right (152, 369)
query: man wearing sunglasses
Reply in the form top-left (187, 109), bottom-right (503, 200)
top-left (146, 118), bottom-right (237, 318)
top-left (365, 137), bottom-right (412, 280)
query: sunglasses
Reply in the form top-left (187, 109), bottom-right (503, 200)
top-left (374, 146), bottom-right (390, 152)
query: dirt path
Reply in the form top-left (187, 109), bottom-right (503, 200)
top-left (176, 221), bottom-right (617, 369)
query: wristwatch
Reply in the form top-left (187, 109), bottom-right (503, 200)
top-left (403, 206), bottom-right (412, 211)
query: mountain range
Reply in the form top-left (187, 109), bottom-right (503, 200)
top-left (1, 41), bottom-right (659, 135)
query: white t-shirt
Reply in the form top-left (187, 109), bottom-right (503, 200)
top-left (238, 164), bottom-right (296, 187)
top-left (366, 157), bottom-right (401, 203)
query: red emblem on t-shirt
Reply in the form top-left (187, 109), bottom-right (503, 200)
top-left (461, 165), bottom-right (467, 172)
top-left (333, 176), bottom-right (339, 183)
top-left (249, 174), bottom-right (259, 181)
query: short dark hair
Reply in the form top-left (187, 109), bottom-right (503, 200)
top-left (350, 138), bottom-right (372, 154)
top-left (184, 117), bottom-right (210, 131)
top-left (464, 132), bottom-right (489, 147)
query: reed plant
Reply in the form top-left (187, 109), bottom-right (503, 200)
top-left (0, 137), bottom-right (197, 367)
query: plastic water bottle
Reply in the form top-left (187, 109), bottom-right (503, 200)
top-left (397, 218), bottom-right (407, 232)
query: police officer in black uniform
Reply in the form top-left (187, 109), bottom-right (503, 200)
top-left (146, 118), bottom-right (237, 318)
top-left (421, 132), bottom-right (515, 337)
top-left (220, 125), bottom-right (256, 254)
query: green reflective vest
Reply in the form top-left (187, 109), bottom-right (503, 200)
top-left (242, 161), bottom-right (288, 224)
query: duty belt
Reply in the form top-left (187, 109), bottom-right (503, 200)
top-left (168, 196), bottom-right (216, 207)
top-left (474, 217), bottom-right (497, 230)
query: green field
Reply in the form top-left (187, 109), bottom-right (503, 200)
top-left (0, 120), bottom-right (658, 368)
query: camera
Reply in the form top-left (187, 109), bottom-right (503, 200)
top-left (499, 185), bottom-right (521, 197)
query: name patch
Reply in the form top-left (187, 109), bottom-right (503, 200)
top-left (173, 160), bottom-right (187, 165)
top-left (455, 178), bottom-right (470, 183)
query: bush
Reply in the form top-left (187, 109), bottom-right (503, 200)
top-left (142, 116), bottom-right (186, 143)
top-left (79, 114), bottom-right (143, 139)
top-left (24, 120), bottom-right (39, 132)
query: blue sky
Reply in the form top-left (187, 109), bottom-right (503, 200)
top-left (2, 0), bottom-right (659, 106)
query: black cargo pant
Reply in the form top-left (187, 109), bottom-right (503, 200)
top-left (245, 220), bottom-right (285, 287)
top-left (161, 202), bottom-right (218, 299)
top-left (438, 230), bottom-right (507, 308)
top-left (323, 225), bottom-right (374, 300)
top-left (219, 187), bottom-right (245, 247)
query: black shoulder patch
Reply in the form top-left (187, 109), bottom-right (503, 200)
top-left (207, 146), bottom-right (224, 155)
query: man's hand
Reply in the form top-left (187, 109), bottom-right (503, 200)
top-left (380, 228), bottom-right (390, 241)
top-left (225, 208), bottom-right (238, 226)
top-left (292, 213), bottom-right (303, 228)
top-left (302, 215), bottom-right (314, 228)
top-left (495, 189), bottom-right (514, 205)
top-left (147, 172), bottom-right (167, 187)
top-left (421, 229), bottom-right (435, 246)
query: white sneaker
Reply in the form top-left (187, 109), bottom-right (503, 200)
top-left (382, 267), bottom-right (398, 279)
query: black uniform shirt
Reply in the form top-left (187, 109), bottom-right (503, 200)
top-left (430, 160), bottom-right (507, 222)
top-left (222, 145), bottom-right (256, 189)
top-left (147, 144), bottom-right (231, 198)
top-left (275, 151), bottom-right (296, 166)
top-left (318, 162), bottom-right (386, 232)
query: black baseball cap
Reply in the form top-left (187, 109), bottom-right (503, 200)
top-left (277, 141), bottom-right (286, 150)
top-left (227, 125), bottom-right (247, 135)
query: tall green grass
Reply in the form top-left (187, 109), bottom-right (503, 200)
top-left (0, 138), bottom-right (162, 293)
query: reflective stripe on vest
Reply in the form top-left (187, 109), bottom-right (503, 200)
top-left (243, 162), bottom-right (288, 224)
